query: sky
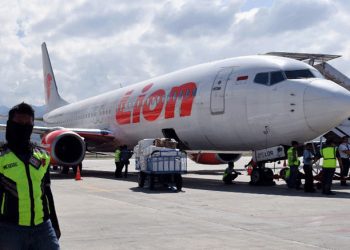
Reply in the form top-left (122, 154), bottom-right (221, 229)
top-left (0, 0), bottom-right (349, 107)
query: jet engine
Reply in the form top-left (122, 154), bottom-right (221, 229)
top-left (188, 153), bottom-right (241, 165)
top-left (41, 130), bottom-right (86, 166)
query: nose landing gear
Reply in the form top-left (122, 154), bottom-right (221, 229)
top-left (249, 163), bottom-right (276, 186)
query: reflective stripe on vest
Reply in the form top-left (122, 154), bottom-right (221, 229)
top-left (321, 147), bottom-right (337, 168)
top-left (0, 148), bottom-right (50, 226)
top-left (287, 147), bottom-right (300, 166)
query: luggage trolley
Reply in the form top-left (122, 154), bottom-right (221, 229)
top-left (135, 140), bottom-right (187, 191)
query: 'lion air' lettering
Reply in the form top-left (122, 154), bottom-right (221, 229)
top-left (116, 82), bottom-right (197, 125)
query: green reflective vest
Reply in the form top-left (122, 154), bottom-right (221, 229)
top-left (321, 146), bottom-right (337, 168)
top-left (222, 167), bottom-right (232, 180)
top-left (115, 149), bottom-right (121, 162)
top-left (287, 147), bottom-right (300, 166)
top-left (285, 168), bottom-right (290, 179)
top-left (0, 147), bottom-right (51, 226)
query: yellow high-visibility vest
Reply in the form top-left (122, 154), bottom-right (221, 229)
top-left (321, 146), bottom-right (337, 168)
top-left (115, 149), bottom-right (121, 162)
top-left (287, 147), bottom-right (300, 166)
top-left (0, 148), bottom-right (51, 226)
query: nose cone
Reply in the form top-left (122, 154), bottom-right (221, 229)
top-left (304, 79), bottom-right (350, 134)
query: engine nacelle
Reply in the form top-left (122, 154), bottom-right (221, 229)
top-left (41, 130), bottom-right (86, 166)
top-left (189, 153), bottom-right (241, 165)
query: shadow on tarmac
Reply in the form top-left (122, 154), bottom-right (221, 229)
top-left (50, 169), bottom-right (350, 199)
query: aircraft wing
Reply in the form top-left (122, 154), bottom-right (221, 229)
top-left (0, 124), bottom-right (116, 150)
top-left (0, 124), bottom-right (112, 136)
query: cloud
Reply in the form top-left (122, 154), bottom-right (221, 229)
top-left (0, 0), bottom-right (350, 109)
top-left (233, 0), bottom-right (334, 39)
top-left (153, 0), bottom-right (240, 38)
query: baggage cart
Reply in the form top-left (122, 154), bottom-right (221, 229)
top-left (134, 140), bottom-right (187, 191)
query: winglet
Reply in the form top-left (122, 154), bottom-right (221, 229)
top-left (41, 42), bottom-right (68, 112)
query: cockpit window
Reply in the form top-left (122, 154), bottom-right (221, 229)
top-left (254, 73), bottom-right (269, 85)
top-left (254, 71), bottom-right (285, 86)
top-left (284, 69), bottom-right (314, 79)
top-left (270, 71), bottom-right (285, 85)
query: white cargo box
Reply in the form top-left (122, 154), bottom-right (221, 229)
top-left (143, 146), bottom-right (180, 157)
top-left (154, 138), bottom-right (177, 149)
top-left (136, 139), bottom-right (155, 155)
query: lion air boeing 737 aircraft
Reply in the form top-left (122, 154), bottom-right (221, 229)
top-left (3, 43), bottom-right (350, 168)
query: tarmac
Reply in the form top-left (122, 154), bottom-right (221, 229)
top-left (51, 157), bottom-right (350, 250)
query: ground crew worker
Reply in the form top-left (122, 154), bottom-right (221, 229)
top-left (0, 103), bottom-right (60, 249)
top-left (114, 146), bottom-right (121, 178)
top-left (118, 145), bottom-right (133, 178)
top-left (303, 143), bottom-right (316, 193)
top-left (287, 141), bottom-right (301, 189)
top-left (321, 139), bottom-right (339, 195)
top-left (338, 136), bottom-right (350, 186)
top-left (222, 162), bottom-right (240, 184)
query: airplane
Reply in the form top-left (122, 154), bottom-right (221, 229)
top-left (2, 43), bottom-right (350, 182)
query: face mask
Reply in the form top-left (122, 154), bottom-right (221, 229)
top-left (6, 120), bottom-right (33, 153)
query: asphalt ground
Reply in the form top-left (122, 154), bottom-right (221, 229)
top-left (51, 157), bottom-right (350, 250)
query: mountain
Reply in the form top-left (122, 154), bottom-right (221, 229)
top-left (0, 105), bottom-right (10, 115)
top-left (0, 104), bottom-right (46, 117)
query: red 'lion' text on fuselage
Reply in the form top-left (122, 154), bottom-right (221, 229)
top-left (116, 82), bottom-right (197, 125)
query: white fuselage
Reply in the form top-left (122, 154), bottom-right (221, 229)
top-left (43, 55), bottom-right (350, 151)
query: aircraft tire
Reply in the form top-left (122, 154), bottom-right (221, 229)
top-left (61, 166), bottom-right (69, 174)
top-left (250, 168), bottom-right (260, 185)
top-left (263, 168), bottom-right (274, 182)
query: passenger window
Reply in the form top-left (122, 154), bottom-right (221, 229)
top-left (270, 71), bottom-right (285, 85)
top-left (254, 73), bottom-right (269, 85)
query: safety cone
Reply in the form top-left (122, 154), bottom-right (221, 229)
top-left (247, 166), bottom-right (253, 176)
top-left (75, 166), bottom-right (82, 181)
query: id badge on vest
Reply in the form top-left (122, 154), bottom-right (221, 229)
top-left (29, 156), bottom-right (42, 169)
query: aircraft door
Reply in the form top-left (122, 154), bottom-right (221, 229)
top-left (210, 68), bottom-right (233, 114)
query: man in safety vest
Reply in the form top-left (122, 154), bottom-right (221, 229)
top-left (321, 139), bottom-right (339, 195)
top-left (287, 141), bottom-right (301, 189)
top-left (119, 145), bottom-right (133, 178)
top-left (222, 161), bottom-right (240, 184)
top-left (0, 103), bottom-right (60, 249)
